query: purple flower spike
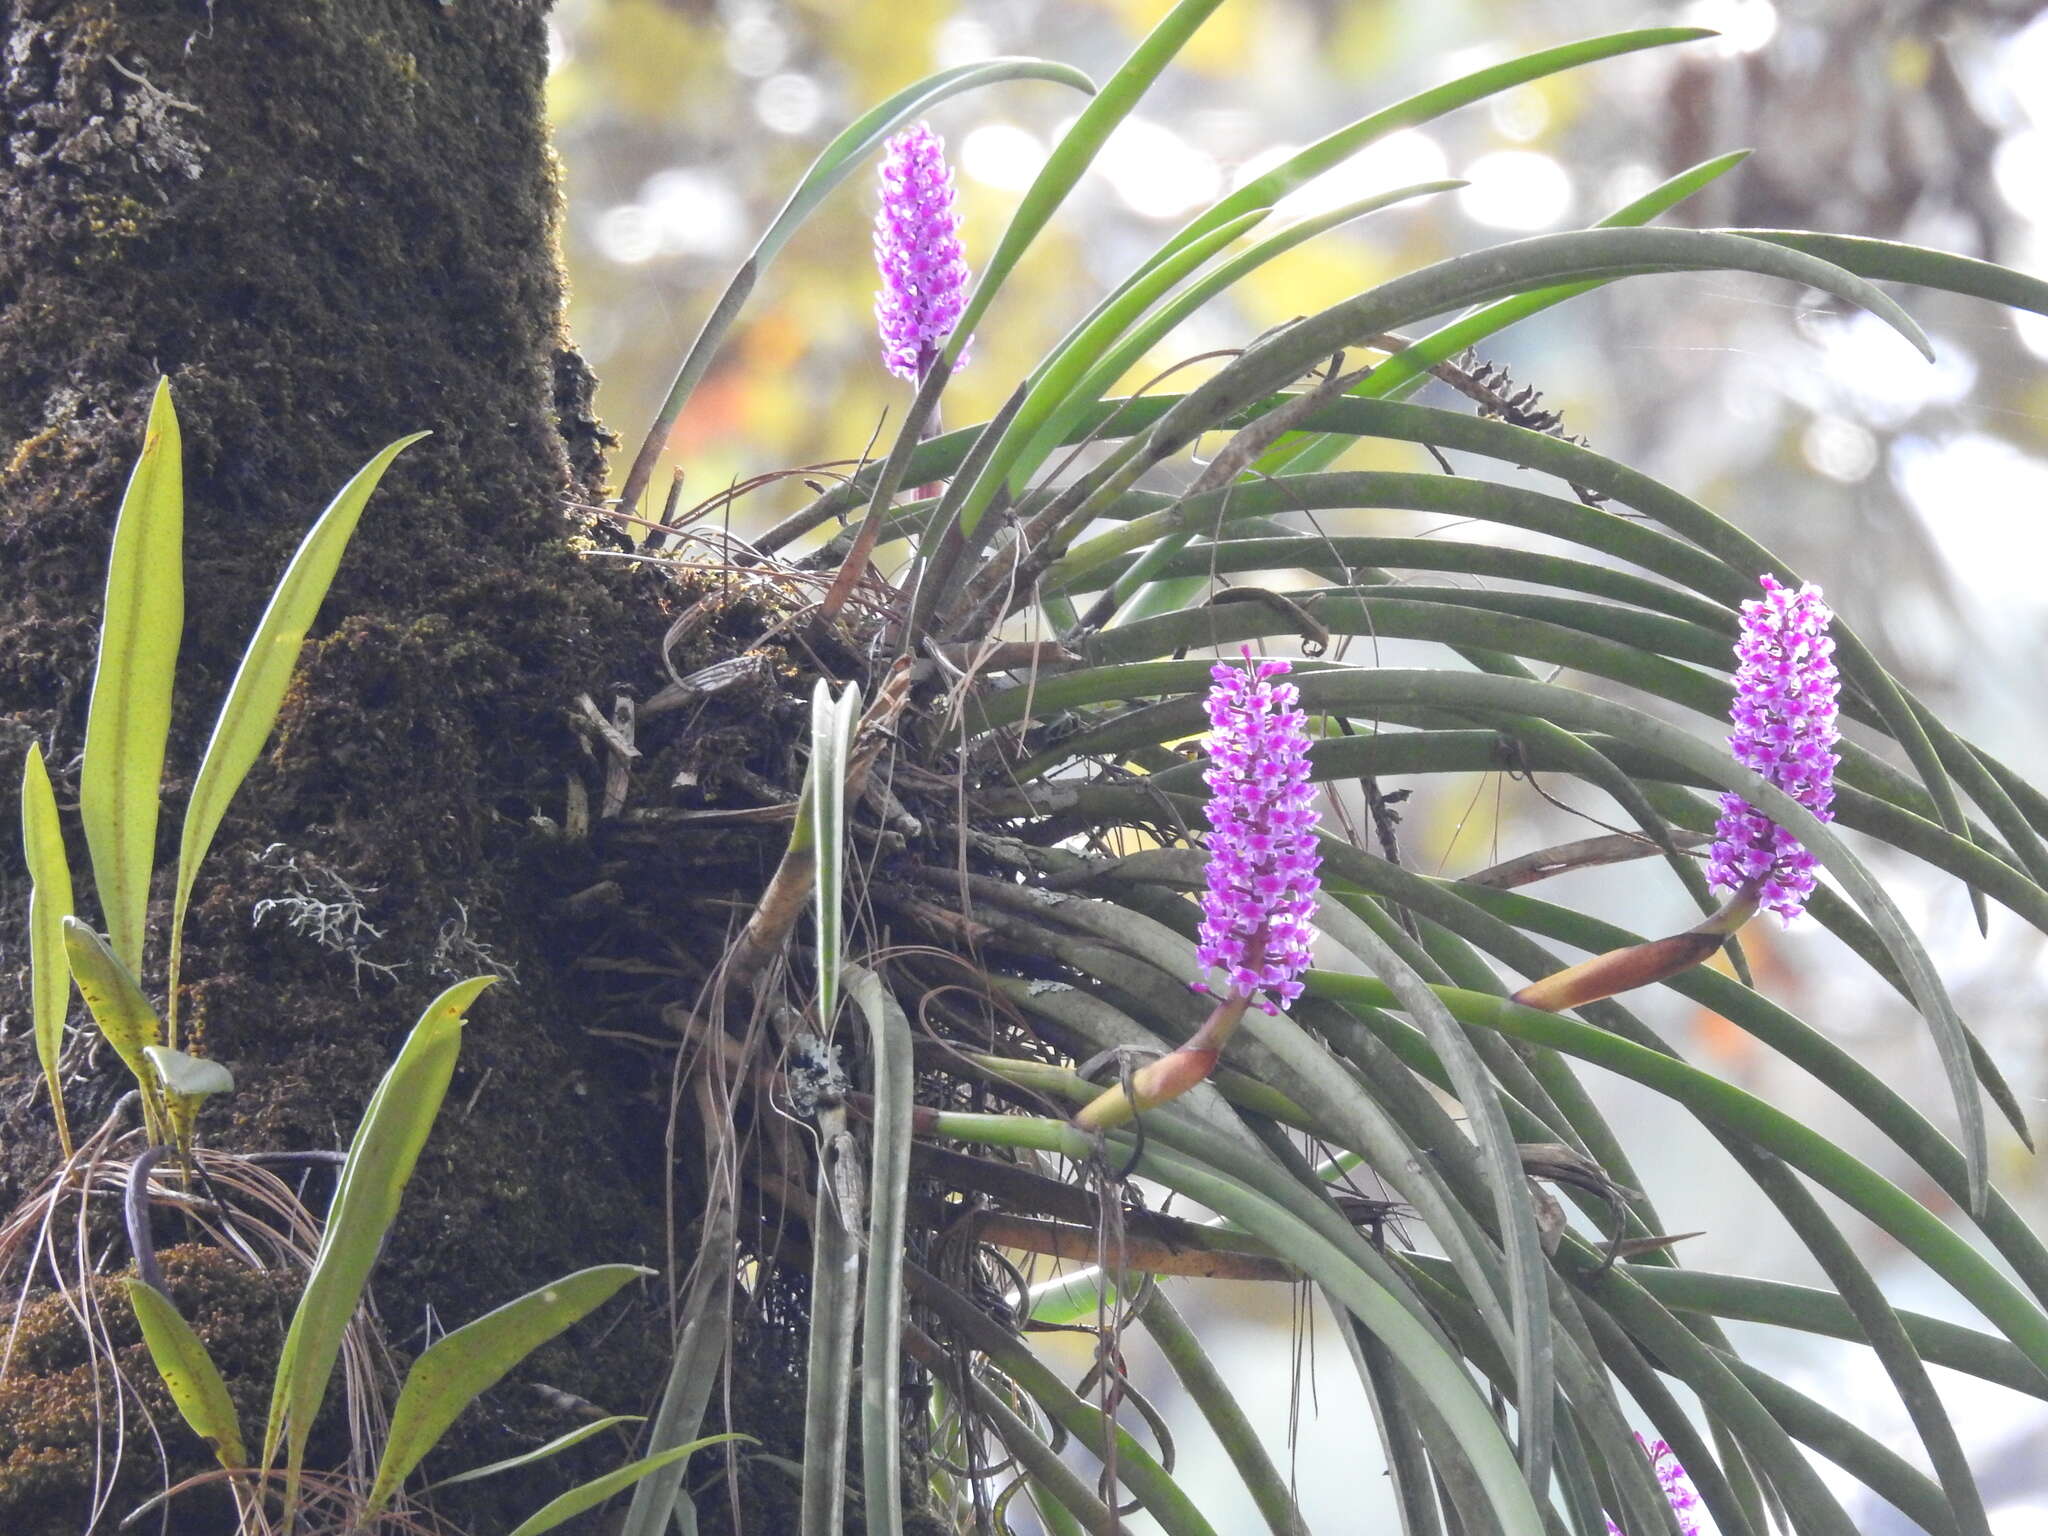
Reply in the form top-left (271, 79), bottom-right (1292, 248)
top-left (1194, 648), bottom-right (1322, 1014)
top-left (1648, 1440), bottom-right (1705, 1533)
top-left (1706, 573), bottom-right (1841, 923)
top-left (873, 123), bottom-right (970, 383)
top-left (1603, 1436), bottom-right (1705, 1534)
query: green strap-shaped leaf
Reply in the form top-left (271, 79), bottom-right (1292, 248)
top-left (616, 57), bottom-right (1096, 514)
top-left (62, 916), bottom-right (166, 1140)
top-left (507, 1434), bottom-right (752, 1536)
top-left (21, 743), bottom-right (76, 1157)
top-left (81, 376), bottom-right (183, 976)
top-left (948, 209), bottom-right (1264, 539)
top-left (1310, 968), bottom-right (2048, 1374)
top-left (125, 1277), bottom-right (248, 1468)
top-left (983, 662), bottom-right (1989, 1210)
top-left (618, 1193), bottom-right (739, 1536)
top-left (425, 1415), bottom-right (646, 1491)
top-left (365, 1263), bottom-right (650, 1517)
top-left (804, 682), bottom-right (863, 1031)
top-left (1135, 27), bottom-right (1712, 293)
top-left (940, 0), bottom-right (1225, 381)
top-left (937, 1111), bottom-right (1547, 1536)
top-left (168, 433), bottom-right (427, 1045)
top-left (848, 965), bottom-right (914, 1536)
top-left (1261, 149), bottom-right (1752, 479)
top-left (264, 976), bottom-right (495, 1513)
top-left (1730, 229), bottom-right (2048, 318)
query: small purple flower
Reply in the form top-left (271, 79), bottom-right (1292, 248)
top-left (1194, 648), bottom-right (1321, 1014)
top-left (1604, 1437), bottom-right (1705, 1534)
top-left (1706, 573), bottom-right (1841, 923)
top-left (873, 123), bottom-right (970, 383)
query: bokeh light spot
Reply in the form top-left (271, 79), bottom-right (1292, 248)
top-left (1459, 151), bottom-right (1573, 230)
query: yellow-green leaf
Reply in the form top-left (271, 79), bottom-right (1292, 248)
top-left (62, 916), bottom-right (165, 1139)
top-left (264, 976), bottom-right (495, 1514)
top-left (507, 1434), bottom-right (753, 1536)
top-left (125, 1278), bottom-right (248, 1469)
top-left (146, 1045), bottom-right (235, 1156)
top-left (365, 1263), bottom-right (650, 1517)
top-left (168, 433), bottom-right (428, 1039)
top-left (80, 377), bottom-right (183, 976)
top-left (21, 743), bottom-right (76, 1157)
top-left (425, 1415), bottom-right (646, 1492)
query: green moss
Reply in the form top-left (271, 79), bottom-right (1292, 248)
top-left (0, 3), bottom-right (693, 1530)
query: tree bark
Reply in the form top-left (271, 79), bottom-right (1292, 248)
top-left (0, 3), bottom-right (689, 1529)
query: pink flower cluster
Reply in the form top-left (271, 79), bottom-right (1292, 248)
top-left (1604, 1437), bottom-right (1704, 1534)
top-left (872, 123), bottom-right (970, 383)
top-left (1706, 573), bottom-right (1841, 923)
top-left (1194, 649), bottom-right (1321, 1014)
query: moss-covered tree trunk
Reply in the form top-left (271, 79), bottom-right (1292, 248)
top-left (0, 3), bottom-right (688, 1528)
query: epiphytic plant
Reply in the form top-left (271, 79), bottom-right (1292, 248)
top-left (592, 12), bottom-right (2048, 1535)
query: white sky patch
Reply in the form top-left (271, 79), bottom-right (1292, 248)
top-left (1459, 150), bottom-right (1574, 230)
top-left (639, 169), bottom-right (747, 258)
top-left (1093, 117), bottom-right (1223, 220)
top-left (755, 73), bottom-right (823, 136)
top-left (2014, 306), bottom-right (2048, 361)
top-left (1893, 431), bottom-right (2048, 609)
top-left (1684, 0), bottom-right (1780, 55)
top-left (960, 122), bottom-right (1047, 192)
top-left (2002, 10), bottom-right (2048, 126)
top-left (1809, 311), bottom-right (1978, 427)
top-left (1271, 129), bottom-right (1448, 220)
top-left (724, 10), bottom-right (791, 78)
top-left (1993, 129), bottom-right (2048, 223)
top-left (595, 204), bottom-right (660, 265)
top-left (934, 16), bottom-right (998, 69)
top-left (1801, 413), bottom-right (1878, 481)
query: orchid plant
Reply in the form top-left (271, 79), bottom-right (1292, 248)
top-left (596, 17), bottom-right (2048, 1532)
top-left (52, 12), bottom-right (2048, 1536)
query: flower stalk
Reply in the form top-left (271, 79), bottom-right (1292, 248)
top-left (1076, 649), bottom-right (1320, 1130)
top-left (1515, 574), bottom-right (1838, 1013)
top-left (1605, 1436), bottom-right (1704, 1534)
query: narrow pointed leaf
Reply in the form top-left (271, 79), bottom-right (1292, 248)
top-left (953, 209), bottom-right (1264, 537)
top-left (61, 917), bottom-right (164, 1131)
top-left (425, 1415), bottom-right (646, 1491)
top-left (366, 1263), bottom-right (650, 1516)
top-left (506, 1433), bottom-right (753, 1536)
top-left (1263, 149), bottom-right (1752, 477)
top-left (849, 965), bottom-right (914, 1536)
top-left (806, 682), bottom-right (862, 1030)
top-left (124, 1278), bottom-right (248, 1469)
top-left (170, 433), bottom-right (428, 1036)
top-left (81, 376), bottom-right (182, 975)
top-left (265, 976), bottom-right (495, 1507)
top-left (1731, 230), bottom-right (2048, 318)
top-left (1149, 28), bottom-right (1713, 281)
top-left (939, 0), bottom-right (1227, 380)
top-left (22, 743), bottom-right (76, 1157)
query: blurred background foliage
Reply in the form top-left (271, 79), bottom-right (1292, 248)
top-left (545, 3), bottom-right (2048, 1528)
